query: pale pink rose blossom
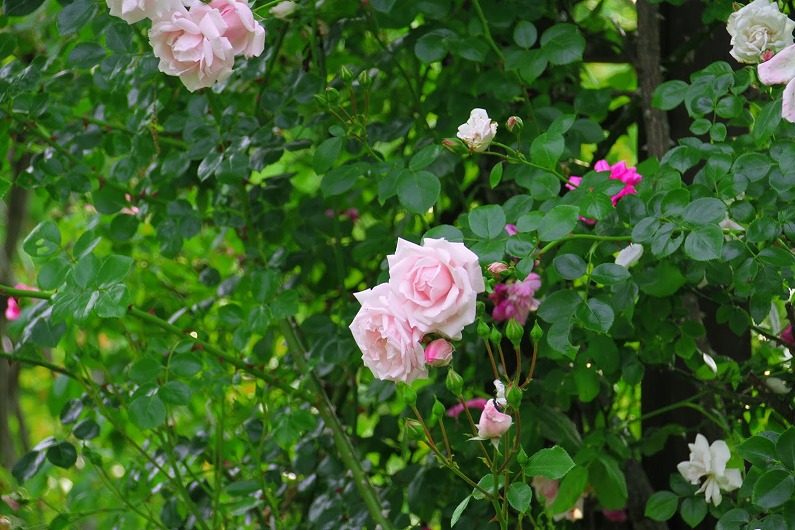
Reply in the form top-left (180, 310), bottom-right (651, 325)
top-left (209, 0), bottom-right (265, 58)
top-left (149, 5), bottom-right (236, 92)
top-left (446, 397), bottom-right (488, 418)
top-left (387, 238), bottom-right (485, 340)
top-left (758, 44), bottom-right (795, 122)
top-left (476, 399), bottom-right (512, 438)
top-left (424, 338), bottom-right (453, 367)
top-left (349, 284), bottom-right (427, 383)
top-left (106, 0), bottom-right (184, 24)
top-left (490, 273), bottom-right (542, 325)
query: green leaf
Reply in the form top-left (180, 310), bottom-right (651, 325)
top-left (472, 474), bottom-right (503, 500)
top-left (23, 221), bottom-right (62, 258)
top-left (537, 205), bottom-right (579, 241)
top-left (589, 456), bottom-right (628, 510)
top-left (226, 480), bottom-right (261, 496)
top-left (398, 170), bottom-right (440, 214)
top-left (653, 80), bottom-right (688, 110)
top-left (59, 399), bottom-right (83, 424)
top-left (489, 162), bottom-right (504, 189)
top-left (682, 198), bottom-right (727, 225)
top-left (636, 262), bottom-right (686, 297)
top-left (716, 509), bottom-right (749, 530)
top-left (530, 133), bottom-right (564, 170)
top-left (683, 225), bottom-right (723, 262)
top-left (644, 491), bottom-right (678, 521)
top-left (415, 30), bottom-right (449, 63)
top-left (128, 395), bottom-right (167, 430)
top-left (752, 469), bottom-right (794, 510)
top-left (68, 43), bottom-right (105, 68)
top-left (575, 298), bottom-right (614, 333)
top-left (11, 450), bottom-right (46, 482)
top-left (57, 0), bottom-right (95, 34)
top-left (538, 290), bottom-right (581, 323)
top-left (129, 357), bottom-right (161, 385)
top-left (450, 496), bottom-right (470, 527)
top-left (553, 254), bottom-right (586, 280)
top-left (0, 177), bottom-right (9, 199)
top-left (524, 446), bottom-right (575, 479)
top-left (409, 144), bottom-right (441, 171)
top-left (170, 353), bottom-right (203, 377)
top-left (540, 23), bottom-right (584, 65)
top-left (46, 441), bottom-right (77, 468)
top-left (96, 255), bottom-right (133, 287)
top-left (777, 427), bottom-right (795, 471)
top-left (732, 152), bottom-right (771, 183)
top-left (73, 419), bottom-right (100, 440)
top-left (574, 366), bottom-right (600, 402)
top-left (513, 20), bottom-right (537, 49)
top-left (158, 381), bottom-right (192, 406)
top-left (550, 465), bottom-right (588, 513)
top-left (321, 163), bottom-right (364, 197)
top-left (4, 0), bottom-right (45, 16)
top-left (469, 205), bottom-right (506, 239)
top-left (757, 247), bottom-right (795, 267)
top-left (313, 137), bottom-right (343, 174)
top-left (590, 263), bottom-right (630, 285)
top-left (753, 100), bottom-right (782, 143)
top-left (197, 151), bottom-right (222, 181)
top-left (738, 435), bottom-right (777, 468)
top-left (507, 482), bottom-right (533, 514)
top-left (680, 496), bottom-right (708, 528)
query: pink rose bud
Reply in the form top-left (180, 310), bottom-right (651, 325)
top-left (487, 262), bottom-right (508, 276)
top-left (441, 138), bottom-right (467, 154)
top-left (477, 399), bottom-right (512, 438)
top-left (4, 297), bottom-right (20, 321)
top-left (506, 116), bottom-right (523, 132)
top-left (504, 224), bottom-right (518, 236)
top-left (761, 49), bottom-right (775, 62)
top-left (424, 338), bottom-right (454, 367)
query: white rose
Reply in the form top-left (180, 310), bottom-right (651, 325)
top-left (106, 0), bottom-right (185, 24)
top-left (270, 1), bottom-right (298, 20)
top-left (677, 434), bottom-right (743, 506)
top-left (614, 243), bottom-right (644, 268)
top-left (727, 0), bottom-right (795, 64)
top-left (456, 108), bottom-right (497, 152)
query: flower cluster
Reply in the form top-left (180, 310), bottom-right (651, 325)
top-left (677, 434), bottom-right (743, 506)
top-left (349, 238), bottom-right (485, 383)
top-left (567, 159), bottom-right (642, 207)
top-left (106, 0), bottom-right (265, 91)
top-left (489, 273), bottom-right (542, 325)
top-left (728, 1), bottom-right (795, 122)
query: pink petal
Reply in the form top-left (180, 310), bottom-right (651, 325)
top-left (759, 44), bottom-right (795, 85)
top-left (783, 78), bottom-right (795, 123)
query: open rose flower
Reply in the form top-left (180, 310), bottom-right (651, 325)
top-left (209, 0), bottom-right (266, 58)
top-left (677, 433), bottom-right (743, 506)
top-left (149, 5), bottom-right (236, 92)
top-left (106, 0), bottom-right (185, 24)
top-left (387, 238), bottom-right (485, 340)
top-left (727, 0), bottom-right (795, 64)
top-left (758, 44), bottom-right (795, 122)
top-left (456, 108), bottom-right (498, 152)
top-left (349, 284), bottom-right (427, 383)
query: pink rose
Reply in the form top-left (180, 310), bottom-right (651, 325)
top-left (387, 238), bottom-right (485, 340)
top-left (567, 159), bottom-right (642, 211)
top-left (446, 397), bottom-right (488, 418)
top-left (487, 262), bottom-right (508, 276)
top-left (490, 273), bottom-right (541, 325)
top-left (424, 338), bottom-right (453, 367)
top-left (149, 5), bottom-right (236, 92)
top-left (106, 0), bottom-right (185, 24)
top-left (4, 297), bottom-right (20, 321)
top-left (349, 284), bottom-right (427, 383)
top-left (476, 399), bottom-right (512, 438)
top-left (209, 0), bottom-right (266, 58)
top-left (532, 476), bottom-right (559, 504)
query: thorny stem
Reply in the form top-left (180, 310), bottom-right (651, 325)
top-left (457, 397), bottom-right (493, 467)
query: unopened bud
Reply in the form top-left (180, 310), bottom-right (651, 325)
top-left (425, 338), bottom-right (454, 367)
top-left (507, 385), bottom-right (522, 408)
top-left (404, 418), bottom-right (425, 440)
top-left (506, 319), bottom-right (524, 345)
top-left (357, 69), bottom-right (372, 87)
top-left (477, 320), bottom-right (490, 338)
top-left (489, 327), bottom-right (502, 344)
top-left (340, 65), bottom-right (354, 82)
top-left (516, 447), bottom-right (529, 465)
top-left (445, 369), bottom-right (464, 396)
top-left (506, 116), bottom-right (524, 132)
top-left (488, 262), bottom-right (509, 277)
top-left (430, 399), bottom-right (446, 423)
top-left (441, 137), bottom-right (468, 154)
top-left (530, 321), bottom-right (543, 343)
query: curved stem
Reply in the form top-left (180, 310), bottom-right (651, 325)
top-left (472, 0), bottom-right (504, 63)
top-left (536, 234), bottom-right (631, 257)
top-left (278, 319), bottom-right (394, 530)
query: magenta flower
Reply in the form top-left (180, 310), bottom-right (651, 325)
top-left (446, 397), bottom-right (488, 418)
top-left (603, 509), bottom-right (628, 523)
top-left (489, 273), bottom-right (541, 325)
top-left (4, 297), bottom-right (20, 321)
top-left (505, 224), bottom-right (518, 236)
top-left (781, 324), bottom-right (795, 347)
top-left (567, 159), bottom-right (642, 207)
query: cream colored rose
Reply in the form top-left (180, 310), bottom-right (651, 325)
top-left (456, 108), bottom-right (497, 152)
top-left (106, 0), bottom-right (185, 24)
top-left (727, 0), bottom-right (795, 64)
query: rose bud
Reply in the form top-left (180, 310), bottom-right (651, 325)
top-left (424, 338), bottom-right (454, 367)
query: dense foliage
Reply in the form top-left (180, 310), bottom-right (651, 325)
top-left (1, 0), bottom-right (794, 529)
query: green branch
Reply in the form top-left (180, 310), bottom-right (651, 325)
top-left (278, 319), bottom-right (394, 530)
top-left (536, 234), bottom-right (632, 256)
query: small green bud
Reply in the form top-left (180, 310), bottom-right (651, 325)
top-left (506, 385), bottom-right (522, 408)
top-left (489, 326), bottom-right (502, 344)
top-left (404, 418), bottom-right (425, 440)
top-left (398, 382), bottom-right (417, 405)
top-left (506, 319), bottom-right (524, 345)
top-left (357, 69), bottom-right (371, 87)
top-left (531, 321), bottom-right (543, 343)
top-left (477, 320), bottom-right (490, 338)
top-left (516, 447), bottom-right (529, 466)
top-left (340, 65), bottom-right (354, 82)
top-left (431, 399), bottom-right (446, 423)
top-left (506, 116), bottom-right (524, 132)
top-left (445, 369), bottom-right (464, 397)
top-left (324, 87), bottom-right (340, 104)
top-left (441, 137), bottom-right (469, 155)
